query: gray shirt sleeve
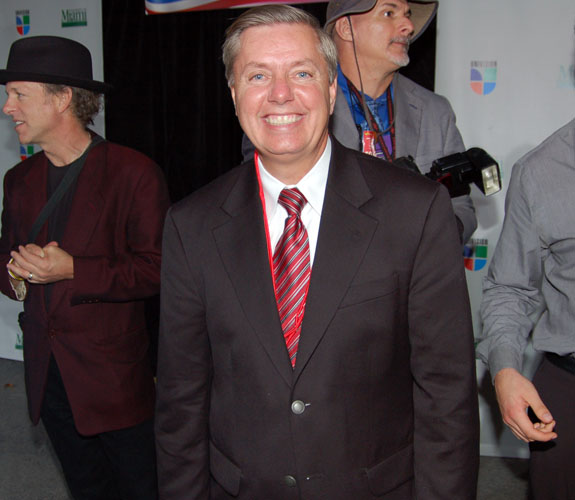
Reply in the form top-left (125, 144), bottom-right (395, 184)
top-left (476, 161), bottom-right (544, 377)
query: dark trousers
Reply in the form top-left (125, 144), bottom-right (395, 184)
top-left (529, 356), bottom-right (575, 500)
top-left (40, 356), bottom-right (158, 500)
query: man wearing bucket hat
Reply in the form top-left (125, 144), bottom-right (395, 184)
top-left (325, 0), bottom-right (477, 243)
top-left (0, 36), bottom-right (169, 499)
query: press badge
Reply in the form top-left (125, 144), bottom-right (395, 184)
top-left (362, 130), bottom-right (377, 157)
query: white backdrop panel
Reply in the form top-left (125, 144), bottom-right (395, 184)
top-left (436, 0), bottom-right (575, 457)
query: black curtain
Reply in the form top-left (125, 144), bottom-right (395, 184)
top-left (102, 0), bottom-right (435, 203)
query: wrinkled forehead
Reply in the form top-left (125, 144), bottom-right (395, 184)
top-left (236, 23), bottom-right (321, 65)
top-left (5, 80), bottom-right (45, 93)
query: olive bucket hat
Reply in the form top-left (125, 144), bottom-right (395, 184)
top-left (325, 0), bottom-right (438, 43)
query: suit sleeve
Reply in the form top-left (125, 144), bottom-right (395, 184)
top-left (155, 209), bottom-right (212, 500)
top-left (70, 160), bottom-right (170, 304)
top-left (0, 169), bottom-right (24, 300)
top-left (408, 184), bottom-right (479, 499)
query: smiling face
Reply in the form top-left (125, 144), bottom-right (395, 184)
top-left (230, 22), bottom-right (337, 180)
top-left (3, 81), bottom-right (61, 146)
top-left (350, 0), bottom-right (415, 74)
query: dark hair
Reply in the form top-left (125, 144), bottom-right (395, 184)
top-left (43, 83), bottom-right (102, 127)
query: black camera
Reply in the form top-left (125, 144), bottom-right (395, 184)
top-left (394, 148), bottom-right (501, 198)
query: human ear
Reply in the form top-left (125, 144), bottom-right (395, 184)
top-left (334, 16), bottom-right (354, 42)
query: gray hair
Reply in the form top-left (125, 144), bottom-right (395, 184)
top-left (222, 4), bottom-right (338, 86)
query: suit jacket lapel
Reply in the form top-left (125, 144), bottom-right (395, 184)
top-left (60, 142), bottom-right (106, 256)
top-left (213, 164), bottom-right (294, 386)
top-left (21, 154), bottom-right (49, 245)
top-left (45, 143), bottom-right (106, 313)
top-left (394, 73), bottom-right (422, 160)
top-left (331, 86), bottom-right (361, 151)
top-left (294, 140), bottom-right (377, 379)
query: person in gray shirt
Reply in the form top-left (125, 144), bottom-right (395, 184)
top-left (477, 118), bottom-right (575, 499)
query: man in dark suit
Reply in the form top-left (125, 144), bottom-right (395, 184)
top-left (0, 36), bottom-right (169, 499)
top-left (156, 5), bottom-right (478, 499)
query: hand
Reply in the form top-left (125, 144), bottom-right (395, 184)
top-left (9, 241), bottom-right (74, 284)
top-left (494, 367), bottom-right (557, 442)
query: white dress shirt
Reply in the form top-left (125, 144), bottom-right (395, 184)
top-left (257, 139), bottom-right (331, 267)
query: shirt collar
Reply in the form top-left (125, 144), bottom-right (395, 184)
top-left (257, 138), bottom-right (332, 219)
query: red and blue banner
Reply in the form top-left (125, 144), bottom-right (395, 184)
top-left (145, 0), bottom-right (321, 14)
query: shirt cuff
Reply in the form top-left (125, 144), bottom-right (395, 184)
top-left (488, 345), bottom-right (523, 383)
top-left (9, 277), bottom-right (27, 301)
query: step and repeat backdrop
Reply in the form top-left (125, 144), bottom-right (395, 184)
top-left (0, 0), bottom-right (105, 361)
top-left (436, 0), bottom-right (575, 457)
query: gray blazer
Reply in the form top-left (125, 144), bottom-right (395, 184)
top-left (331, 73), bottom-right (477, 243)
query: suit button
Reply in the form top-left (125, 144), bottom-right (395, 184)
top-left (291, 400), bottom-right (305, 415)
top-left (284, 475), bottom-right (297, 487)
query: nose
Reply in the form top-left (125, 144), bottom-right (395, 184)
top-left (268, 76), bottom-right (294, 104)
top-left (2, 95), bottom-right (14, 116)
top-left (399, 15), bottom-right (415, 38)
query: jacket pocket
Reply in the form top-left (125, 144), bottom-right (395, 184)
top-left (210, 441), bottom-right (242, 496)
top-left (365, 444), bottom-right (413, 496)
top-left (339, 273), bottom-right (398, 309)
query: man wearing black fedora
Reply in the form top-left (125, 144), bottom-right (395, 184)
top-left (0, 36), bottom-right (169, 499)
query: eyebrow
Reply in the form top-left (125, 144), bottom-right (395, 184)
top-left (241, 59), bottom-right (320, 72)
top-left (380, 1), bottom-right (411, 13)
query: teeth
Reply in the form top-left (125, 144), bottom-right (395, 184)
top-left (265, 115), bottom-right (301, 125)
top-left (15, 121), bottom-right (23, 125)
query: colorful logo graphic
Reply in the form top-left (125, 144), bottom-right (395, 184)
top-left (16, 10), bottom-right (31, 36)
top-left (62, 8), bottom-right (87, 27)
top-left (20, 144), bottom-right (35, 161)
top-left (464, 238), bottom-right (488, 272)
top-left (15, 332), bottom-right (23, 350)
top-left (470, 61), bottom-right (497, 96)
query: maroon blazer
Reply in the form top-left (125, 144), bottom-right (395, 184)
top-left (0, 140), bottom-right (170, 435)
top-left (156, 139), bottom-right (479, 499)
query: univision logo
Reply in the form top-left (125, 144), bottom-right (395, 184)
top-left (464, 238), bottom-right (488, 272)
top-left (20, 144), bottom-right (35, 161)
top-left (15, 331), bottom-right (23, 351)
top-left (16, 10), bottom-right (30, 36)
top-left (470, 61), bottom-right (497, 96)
top-left (62, 8), bottom-right (87, 27)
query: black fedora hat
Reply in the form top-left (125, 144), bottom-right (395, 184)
top-left (0, 36), bottom-right (111, 93)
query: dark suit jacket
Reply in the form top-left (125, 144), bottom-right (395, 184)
top-left (156, 139), bottom-right (479, 499)
top-left (0, 140), bottom-right (170, 435)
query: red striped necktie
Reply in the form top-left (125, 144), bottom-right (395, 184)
top-left (273, 188), bottom-right (311, 368)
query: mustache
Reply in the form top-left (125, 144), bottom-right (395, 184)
top-left (389, 36), bottom-right (411, 46)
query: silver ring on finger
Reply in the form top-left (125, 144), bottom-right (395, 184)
top-left (27, 272), bottom-right (33, 281)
